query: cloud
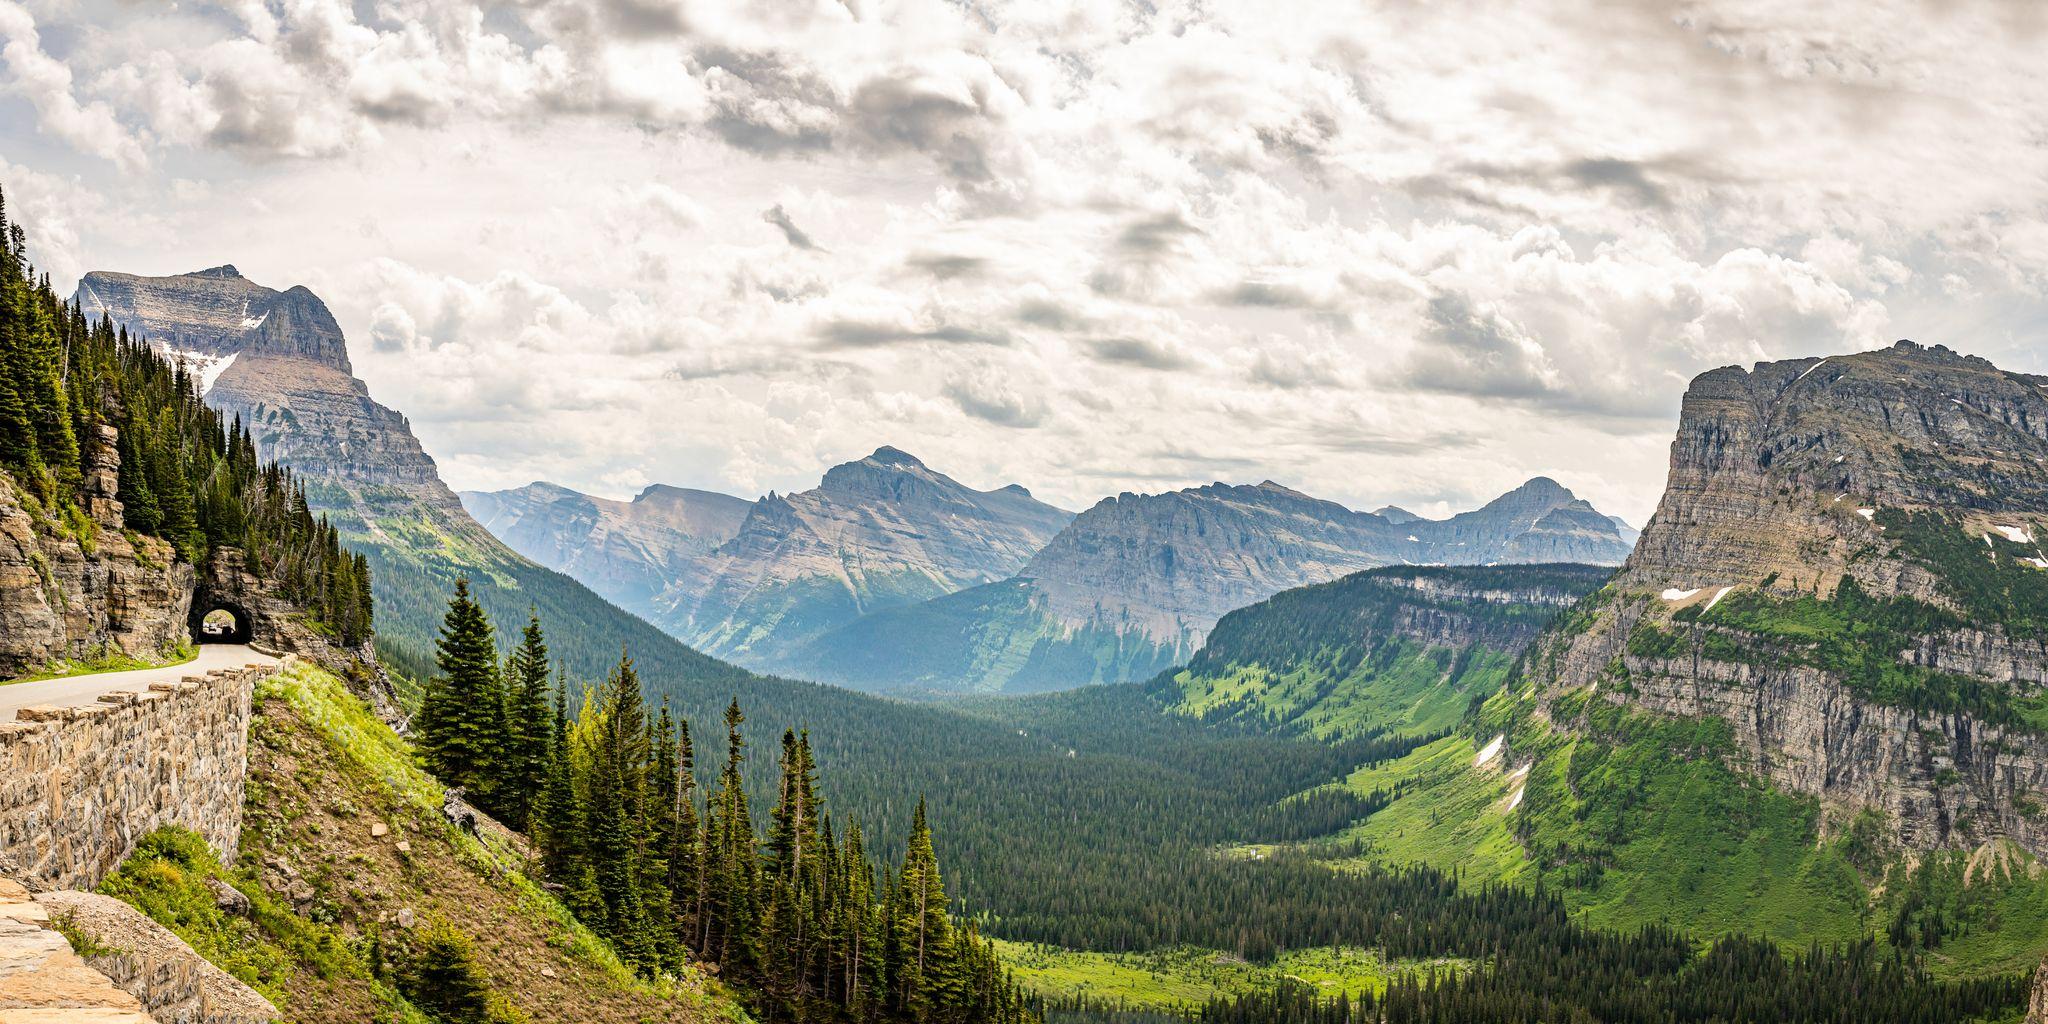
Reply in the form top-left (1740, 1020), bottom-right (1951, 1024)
top-left (814, 319), bottom-right (1009, 349)
top-left (907, 253), bottom-right (987, 280)
top-left (0, 2), bottom-right (148, 169)
top-left (1085, 335), bottom-right (1198, 371)
top-left (762, 203), bottom-right (821, 250)
top-left (944, 365), bottom-right (1047, 427)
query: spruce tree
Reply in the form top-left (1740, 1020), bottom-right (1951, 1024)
top-left (500, 611), bottom-right (553, 830)
top-left (418, 579), bottom-right (505, 804)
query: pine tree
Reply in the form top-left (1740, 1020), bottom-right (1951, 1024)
top-left (500, 611), bottom-right (553, 830)
top-left (417, 579), bottom-right (505, 804)
top-left (587, 651), bottom-right (657, 971)
top-left (894, 798), bottom-right (951, 1021)
top-left (704, 698), bottom-right (758, 977)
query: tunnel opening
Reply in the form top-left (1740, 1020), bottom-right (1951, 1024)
top-left (192, 603), bottom-right (252, 645)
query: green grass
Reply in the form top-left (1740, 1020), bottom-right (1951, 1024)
top-left (97, 827), bottom-right (431, 1021)
top-left (5, 641), bottom-right (196, 684)
top-left (990, 939), bottom-right (1460, 1009)
top-left (1324, 733), bottom-right (1532, 887)
top-left (1174, 642), bottom-right (1515, 741)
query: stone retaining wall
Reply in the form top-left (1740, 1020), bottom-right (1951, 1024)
top-left (0, 662), bottom-right (275, 892)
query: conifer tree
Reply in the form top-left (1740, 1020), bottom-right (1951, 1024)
top-left (500, 611), bottom-right (553, 830)
top-left (417, 579), bottom-right (505, 804)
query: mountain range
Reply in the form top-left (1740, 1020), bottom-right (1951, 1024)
top-left (469, 462), bottom-right (1634, 694)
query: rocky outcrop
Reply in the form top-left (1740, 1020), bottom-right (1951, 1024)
top-left (37, 889), bottom-right (277, 1024)
top-left (461, 481), bottom-right (751, 612)
top-left (2029, 955), bottom-right (2048, 1024)
top-left (1535, 340), bottom-right (2048, 858)
top-left (0, 662), bottom-right (272, 892)
top-left (652, 447), bottom-right (1075, 665)
top-left (0, 428), bottom-right (191, 679)
top-left (195, 550), bottom-right (395, 721)
top-left (0, 877), bottom-right (153, 1022)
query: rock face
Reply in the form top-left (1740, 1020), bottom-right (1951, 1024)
top-left (650, 447), bottom-right (1074, 665)
top-left (0, 662), bottom-right (272, 892)
top-left (461, 481), bottom-right (751, 613)
top-left (36, 889), bottom-right (278, 1024)
top-left (2029, 955), bottom-right (2048, 1024)
top-left (195, 549), bottom-right (395, 720)
top-left (0, 430), bottom-right (191, 678)
top-left (0, 877), bottom-right (153, 1022)
top-left (1532, 341), bottom-right (2048, 858)
top-left (77, 265), bottom-right (349, 371)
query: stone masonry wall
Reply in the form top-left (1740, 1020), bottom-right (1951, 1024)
top-left (0, 662), bottom-right (274, 892)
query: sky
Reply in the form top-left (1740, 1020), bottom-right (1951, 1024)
top-left (4, 1), bottom-right (2048, 526)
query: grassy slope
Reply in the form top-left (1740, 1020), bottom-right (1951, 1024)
top-left (102, 660), bottom-right (745, 1023)
top-left (1173, 642), bottom-right (1514, 741)
top-left (992, 940), bottom-right (1460, 1010)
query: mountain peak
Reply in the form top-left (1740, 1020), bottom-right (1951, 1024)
top-left (191, 264), bottom-right (243, 279)
top-left (866, 445), bottom-right (926, 468)
top-left (1510, 476), bottom-right (1571, 499)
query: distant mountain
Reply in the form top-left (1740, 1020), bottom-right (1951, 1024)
top-left (783, 476), bottom-right (1634, 695)
top-left (645, 447), bottom-right (1074, 667)
top-left (461, 482), bottom-right (751, 612)
top-left (71, 266), bottom-right (753, 690)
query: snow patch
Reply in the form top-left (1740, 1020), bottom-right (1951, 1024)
top-left (1857, 508), bottom-right (1875, 520)
top-left (1986, 534), bottom-right (1997, 549)
top-left (1661, 587), bottom-right (1701, 601)
top-left (1833, 455), bottom-right (1845, 464)
top-left (1833, 495), bottom-right (1846, 503)
top-left (1993, 524), bottom-right (2035, 544)
top-left (1508, 762), bottom-right (1531, 781)
top-left (1406, 535), bottom-right (1420, 543)
top-left (1504, 787), bottom-right (1525, 812)
top-left (160, 348), bottom-right (239, 397)
top-left (239, 314), bottom-right (267, 330)
top-left (1473, 734), bottom-right (1504, 768)
top-left (1703, 585), bottom-right (1734, 612)
top-left (1795, 358), bottom-right (1828, 382)
top-left (2025, 558), bottom-right (2048, 571)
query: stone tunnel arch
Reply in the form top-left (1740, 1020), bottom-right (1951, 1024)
top-left (191, 601), bottom-right (253, 645)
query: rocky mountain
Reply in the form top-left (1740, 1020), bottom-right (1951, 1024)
top-left (1531, 340), bottom-right (2048, 856)
top-left (70, 266), bottom-right (763, 692)
top-left (647, 447), bottom-right (1073, 666)
top-left (781, 477), bottom-right (1634, 695)
top-left (1303, 340), bottom-right (2048, 972)
top-left (461, 481), bottom-right (751, 612)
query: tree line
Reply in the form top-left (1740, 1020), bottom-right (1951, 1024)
top-left (0, 185), bottom-right (371, 646)
top-left (413, 581), bottom-right (1034, 1023)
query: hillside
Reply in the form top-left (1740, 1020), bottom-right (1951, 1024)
top-left (82, 661), bottom-right (742, 1022)
top-left (782, 478), bottom-right (1632, 695)
top-left (1167, 563), bottom-right (1614, 739)
top-left (1295, 341), bottom-right (2048, 977)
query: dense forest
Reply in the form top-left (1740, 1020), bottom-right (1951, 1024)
top-left (0, 187), bottom-right (371, 645)
top-left (411, 582), bottom-right (1032, 1023)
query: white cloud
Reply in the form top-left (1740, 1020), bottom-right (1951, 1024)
top-left (4, 0), bottom-right (2048, 526)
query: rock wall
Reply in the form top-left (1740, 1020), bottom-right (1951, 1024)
top-left (196, 550), bottom-right (398, 723)
top-left (37, 889), bottom-right (277, 1024)
top-left (0, 428), bottom-right (193, 679)
top-left (0, 663), bottom-right (272, 892)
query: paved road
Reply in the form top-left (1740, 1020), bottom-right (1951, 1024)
top-left (0, 644), bottom-right (277, 721)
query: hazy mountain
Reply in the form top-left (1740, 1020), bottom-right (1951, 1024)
top-left (647, 446), bottom-right (1074, 667)
top-left (461, 481), bottom-right (752, 612)
top-left (783, 476), bottom-right (1633, 695)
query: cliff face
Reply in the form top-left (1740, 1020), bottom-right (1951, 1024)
top-left (0, 426), bottom-right (190, 678)
top-left (1533, 341), bottom-right (2048, 857)
top-left (652, 447), bottom-right (1074, 665)
top-left (461, 481), bottom-right (751, 613)
top-left (76, 266), bottom-right (350, 371)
